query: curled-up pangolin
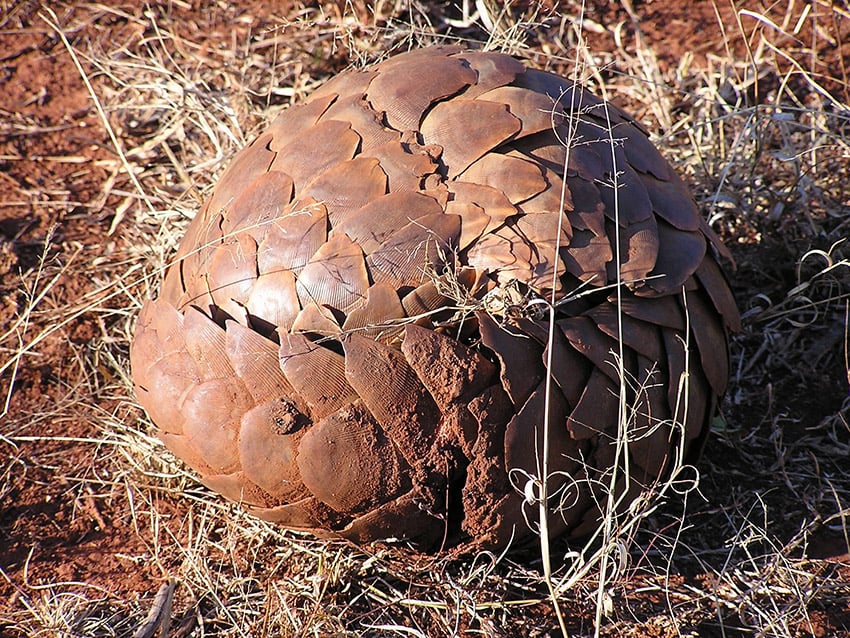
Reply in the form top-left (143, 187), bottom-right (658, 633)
top-left (130, 46), bottom-right (740, 551)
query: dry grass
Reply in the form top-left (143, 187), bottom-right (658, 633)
top-left (1, 1), bottom-right (849, 636)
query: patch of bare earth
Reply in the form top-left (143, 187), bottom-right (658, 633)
top-left (2, 1), bottom-right (848, 636)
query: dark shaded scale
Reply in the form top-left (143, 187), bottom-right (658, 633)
top-left (512, 70), bottom-right (604, 113)
top-left (615, 293), bottom-right (685, 331)
top-left (367, 53), bottom-right (477, 131)
top-left (420, 99), bottom-right (522, 177)
top-left (334, 191), bottom-right (445, 253)
top-left (607, 215), bottom-right (660, 286)
top-left (477, 311), bottom-right (543, 408)
top-left (638, 171), bottom-right (702, 232)
top-left (565, 175), bottom-right (606, 235)
top-left (558, 315), bottom-right (622, 385)
top-left (541, 321), bottom-right (593, 408)
top-left (627, 354), bottom-right (673, 478)
top-left (568, 112), bottom-right (634, 169)
top-left (511, 316), bottom-right (554, 345)
top-left (662, 327), bottom-right (711, 442)
top-left (595, 147), bottom-right (655, 227)
top-left (695, 257), bottom-right (743, 332)
top-left (508, 124), bottom-right (621, 198)
top-left (581, 98), bottom-right (639, 132)
top-left (302, 156), bottom-right (388, 226)
top-left (559, 227), bottom-right (613, 286)
top-left (700, 217), bottom-right (735, 264)
top-left (661, 326), bottom-right (687, 416)
top-left (586, 302), bottom-right (665, 363)
top-left (569, 141), bottom-right (607, 184)
top-left (365, 213), bottom-right (461, 289)
top-left (503, 380), bottom-right (575, 480)
top-left (269, 120), bottom-right (361, 194)
top-left (502, 380), bottom-right (577, 538)
top-left (566, 367), bottom-right (620, 440)
top-left (295, 233), bottom-right (370, 315)
top-left (507, 128), bottom-right (576, 176)
top-left (278, 332), bottom-right (356, 420)
top-left (682, 288), bottom-right (731, 396)
top-left (645, 221), bottom-right (707, 295)
top-left (616, 120), bottom-right (675, 180)
top-left (567, 455), bottom-right (641, 542)
top-left (339, 491), bottom-right (445, 547)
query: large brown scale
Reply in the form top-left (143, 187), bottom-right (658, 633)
top-left (130, 46), bottom-right (740, 551)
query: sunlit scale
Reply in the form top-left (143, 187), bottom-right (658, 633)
top-left (130, 46), bottom-right (740, 551)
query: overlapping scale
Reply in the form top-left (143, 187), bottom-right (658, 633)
top-left (367, 52), bottom-right (476, 131)
top-left (420, 99), bottom-right (522, 176)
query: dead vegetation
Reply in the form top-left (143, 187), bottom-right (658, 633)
top-left (1, 1), bottom-right (848, 637)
